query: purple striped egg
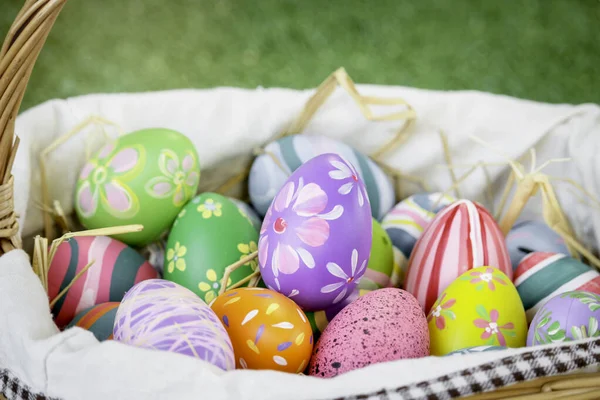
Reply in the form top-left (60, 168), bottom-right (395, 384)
top-left (258, 153), bottom-right (373, 311)
top-left (113, 279), bottom-right (235, 371)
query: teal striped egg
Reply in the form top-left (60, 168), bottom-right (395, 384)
top-left (515, 252), bottom-right (600, 322)
top-left (446, 346), bottom-right (507, 356)
top-left (248, 134), bottom-right (395, 220)
top-left (66, 302), bottom-right (120, 341)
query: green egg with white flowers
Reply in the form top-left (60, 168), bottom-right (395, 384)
top-left (74, 128), bottom-right (200, 246)
top-left (164, 193), bottom-right (259, 303)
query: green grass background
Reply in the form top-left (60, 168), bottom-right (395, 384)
top-left (1, 0), bottom-right (599, 112)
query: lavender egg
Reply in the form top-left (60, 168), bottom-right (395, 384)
top-left (506, 220), bottom-right (570, 270)
top-left (258, 153), bottom-right (373, 311)
top-left (113, 279), bottom-right (235, 371)
top-left (527, 290), bottom-right (600, 346)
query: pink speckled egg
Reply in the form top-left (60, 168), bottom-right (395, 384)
top-left (308, 288), bottom-right (429, 378)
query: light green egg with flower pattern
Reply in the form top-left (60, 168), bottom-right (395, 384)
top-left (164, 192), bottom-right (259, 303)
top-left (357, 219), bottom-right (394, 290)
top-left (74, 128), bottom-right (200, 247)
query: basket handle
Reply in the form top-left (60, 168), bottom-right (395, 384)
top-left (0, 0), bottom-right (67, 254)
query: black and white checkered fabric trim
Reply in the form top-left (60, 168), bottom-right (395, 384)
top-left (0, 369), bottom-right (55, 400)
top-left (2, 340), bottom-right (600, 399)
top-left (335, 338), bottom-right (600, 400)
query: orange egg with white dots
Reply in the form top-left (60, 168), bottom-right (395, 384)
top-left (210, 287), bottom-right (313, 373)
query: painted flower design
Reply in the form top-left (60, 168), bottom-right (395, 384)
top-left (533, 309), bottom-right (566, 344)
top-left (166, 242), bottom-right (187, 273)
top-left (320, 249), bottom-right (367, 304)
top-left (258, 178), bottom-right (344, 288)
top-left (197, 198), bottom-right (223, 218)
top-left (238, 241), bottom-right (258, 271)
top-left (76, 142), bottom-right (143, 219)
top-left (328, 159), bottom-right (368, 207)
top-left (473, 305), bottom-right (516, 346)
top-left (561, 291), bottom-right (600, 312)
top-left (571, 317), bottom-right (600, 340)
top-left (198, 269), bottom-right (231, 303)
top-left (460, 267), bottom-right (507, 291)
top-left (145, 150), bottom-right (199, 207)
top-left (427, 292), bottom-right (456, 330)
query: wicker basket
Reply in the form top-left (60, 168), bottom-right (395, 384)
top-left (2, 1), bottom-right (600, 399)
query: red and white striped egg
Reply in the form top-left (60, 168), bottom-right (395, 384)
top-left (404, 199), bottom-right (512, 312)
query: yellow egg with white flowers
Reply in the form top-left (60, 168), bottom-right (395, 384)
top-left (427, 266), bottom-right (527, 356)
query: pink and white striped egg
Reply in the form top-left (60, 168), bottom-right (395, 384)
top-left (404, 200), bottom-right (512, 313)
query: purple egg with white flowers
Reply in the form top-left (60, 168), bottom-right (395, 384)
top-left (527, 290), bottom-right (600, 346)
top-left (113, 279), bottom-right (235, 371)
top-left (258, 153), bottom-right (373, 311)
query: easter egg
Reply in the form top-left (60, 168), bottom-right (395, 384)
top-left (428, 266), bottom-right (527, 356)
top-left (164, 193), bottom-right (258, 303)
top-left (446, 346), bottom-right (507, 356)
top-left (506, 220), bottom-right (570, 270)
top-left (229, 197), bottom-right (263, 232)
top-left (358, 219), bottom-right (393, 290)
top-left (74, 128), bottom-right (200, 246)
top-left (308, 288), bottom-right (429, 378)
top-left (382, 192), bottom-right (455, 261)
top-left (139, 238), bottom-right (167, 276)
top-left (66, 302), bottom-right (119, 341)
top-left (390, 245), bottom-right (407, 288)
top-left (258, 153), bottom-right (373, 311)
top-left (305, 287), bottom-right (372, 342)
top-left (113, 279), bottom-right (235, 370)
top-left (515, 252), bottom-right (600, 322)
top-left (405, 199), bottom-right (512, 312)
top-left (48, 236), bottom-right (158, 328)
top-left (210, 288), bottom-right (313, 372)
top-left (528, 290), bottom-right (600, 346)
top-left (248, 134), bottom-right (394, 220)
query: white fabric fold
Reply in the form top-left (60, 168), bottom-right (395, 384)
top-left (1, 84), bottom-right (599, 399)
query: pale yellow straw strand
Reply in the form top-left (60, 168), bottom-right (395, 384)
top-left (49, 259), bottom-right (95, 308)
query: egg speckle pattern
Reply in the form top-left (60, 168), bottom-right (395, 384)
top-left (309, 288), bottom-right (429, 377)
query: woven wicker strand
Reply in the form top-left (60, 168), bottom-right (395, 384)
top-left (0, 0), bottom-right (67, 255)
top-left (2, 0), bottom-right (600, 399)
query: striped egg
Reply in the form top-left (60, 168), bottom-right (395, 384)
top-left (446, 346), bottom-right (507, 356)
top-left (390, 245), bottom-right (407, 288)
top-left (66, 302), bottom-right (120, 341)
top-left (248, 134), bottom-right (394, 220)
top-left (405, 200), bottom-right (512, 312)
top-left (48, 236), bottom-right (158, 328)
top-left (506, 220), bottom-right (570, 270)
top-left (381, 193), bottom-right (455, 281)
top-left (229, 197), bottom-right (263, 232)
top-left (515, 252), bottom-right (600, 322)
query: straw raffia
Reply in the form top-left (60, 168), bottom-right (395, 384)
top-left (32, 224), bottom-right (143, 305)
